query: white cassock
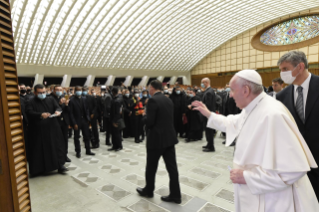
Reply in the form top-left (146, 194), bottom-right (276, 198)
top-left (207, 92), bottom-right (319, 212)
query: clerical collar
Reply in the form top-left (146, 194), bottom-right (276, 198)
top-left (243, 92), bottom-right (266, 113)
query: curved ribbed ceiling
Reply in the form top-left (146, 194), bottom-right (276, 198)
top-left (11, 0), bottom-right (319, 72)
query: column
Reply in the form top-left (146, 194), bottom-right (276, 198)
top-left (124, 75), bottom-right (133, 87)
top-left (33, 74), bottom-right (44, 87)
top-left (169, 76), bottom-right (177, 85)
top-left (61, 74), bottom-right (72, 88)
top-left (138, 76), bottom-right (149, 87)
top-left (84, 75), bottom-right (95, 87)
top-left (106, 75), bottom-right (116, 86)
top-left (156, 76), bottom-right (164, 82)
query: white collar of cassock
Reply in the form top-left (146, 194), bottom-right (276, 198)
top-left (242, 92), bottom-right (266, 114)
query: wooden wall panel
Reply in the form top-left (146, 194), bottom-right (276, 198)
top-left (0, 0), bottom-right (31, 211)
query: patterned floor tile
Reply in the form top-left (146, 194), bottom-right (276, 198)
top-left (220, 150), bottom-right (234, 156)
top-left (212, 155), bottom-right (233, 163)
top-left (123, 148), bottom-right (135, 153)
top-left (99, 152), bottom-right (118, 158)
top-left (197, 203), bottom-right (232, 212)
top-left (64, 163), bottom-right (80, 171)
top-left (154, 185), bottom-right (193, 206)
top-left (201, 161), bottom-right (231, 170)
top-left (80, 156), bottom-right (101, 164)
top-left (122, 174), bottom-right (145, 187)
top-left (136, 152), bottom-right (146, 157)
top-left (177, 154), bottom-right (197, 161)
top-left (215, 189), bottom-right (234, 204)
top-left (179, 175), bottom-right (209, 191)
top-left (72, 171), bottom-right (102, 185)
top-left (96, 183), bottom-right (131, 201)
top-left (99, 164), bottom-right (124, 174)
top-left (119, 158), bottom-right (140, 166)
top-left (141, 168), bottom-right (167, 177)
top-left (191, 167), bottom-right (221, 179)
top-left (127, 199), bottom-right (169, 212)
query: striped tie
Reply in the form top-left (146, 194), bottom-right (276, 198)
top-left (296, 86), bottom-right (305, 123)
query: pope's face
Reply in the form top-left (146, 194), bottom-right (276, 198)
top-left (229, 76), bottom-right (247, 109)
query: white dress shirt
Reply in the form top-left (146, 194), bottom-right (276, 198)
top-left (293, 73), bottom-right (311, 115)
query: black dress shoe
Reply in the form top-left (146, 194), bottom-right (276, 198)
top-left (58, 166), bottom-right (69, 173)
top-left (65, 157), bottom-right (71, 162)
top-left (115, 147), bottom-right (123, 151)
top-left (91, 144), bottom-right (100, 149)
top-left (105, 141), bottom-right (111, 146)
top-left (185, 138), bottom-right (190, 142)
top-left (161, 196), bottom-right (181, 204)
top-left (86, 151), bottom-right (95, 156)
top-left (107, 148), bottom-right (116, 151)
top-left (136, 187), bottom-right (153, 198)
top-left (203, 148), bottom-right (215, 152)
top-left (222, 141), bottom-right (226, 144)
top-left (76, 152), bottom-right (81, 158)
top-left (202, 145), bottom-right (208, 149)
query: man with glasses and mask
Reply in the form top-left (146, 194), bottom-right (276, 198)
top-left (276, 51), bottom-right (319, 201)
top-left (26, 84), bottom-right (68, 176)
top-left (51, 85), bottom-right (71, 163)
top-left (69, 86), bottom-right (95, 158)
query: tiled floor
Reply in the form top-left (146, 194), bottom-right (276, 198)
top-left (29, 131), bottom-right (235, 212)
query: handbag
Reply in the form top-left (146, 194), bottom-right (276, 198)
top-left (117, 118), bottom-right (126, 130)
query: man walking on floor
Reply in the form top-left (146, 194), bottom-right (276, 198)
top-left (136, 80), bottom-right (181, 204)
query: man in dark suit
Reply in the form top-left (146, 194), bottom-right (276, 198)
top-left (51, 85), bottom-right (71, 162)
top-left (101, 89), bottom-right (112, 145)
top-left (201, 78), bottom-right (216, 152)
top-left (136, 80), bottom-right (181, 204)
top-left (82, 86), bottom-right (99, 148)
top-left (276, 51), bottom-right (319, 201)
top-left (108, 87), bottom-right (123, 151)
top-left (268, 77), bottom-right (284, 98)
top-left (69, 86), bottom-right (95, 158)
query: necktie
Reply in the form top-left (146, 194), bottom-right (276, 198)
top-left (296, 86), bottom-right (305, 123)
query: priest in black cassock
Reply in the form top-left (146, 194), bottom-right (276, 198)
top-left (169, 86), bottom-right (187, 137)
top-left (26, 84), bottom-right (68, 177)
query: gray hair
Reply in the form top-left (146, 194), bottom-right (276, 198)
top-left (236, 77), bottom-right (264, 95)
top-left (277, 51), bottom-right (308, 69)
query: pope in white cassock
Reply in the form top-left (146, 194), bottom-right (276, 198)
top-left (192, 69), bottom-right (319, 212)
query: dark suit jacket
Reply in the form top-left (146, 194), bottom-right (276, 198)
top-left (202, 87), bottom-right (216, 112)
top-left (51, 94), bottom-right (70, 126)
top-left (69, 97), bottom-right (90, 126)
top-left (83, 95), bottom-right (97, 116)
top-left (145, 92), bottom-right (178, 149)
top-left (110, 95), bottom-right (122, 124)
top-left (276, 74), bottom-right (319, 164)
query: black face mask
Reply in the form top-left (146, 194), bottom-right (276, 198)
top-left (20, 89), bottom-right (26, 94)
top-left (27, 89), bottom-right (31, 93)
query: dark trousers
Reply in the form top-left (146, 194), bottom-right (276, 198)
top-left (133, 115), bottom-right (142, 141)
top-left (308, 168), bottom-right (319, 201)
top-left (74, 119), bottom-right (91, 153)
top-left (111, 125), bottom-right (122, 149)
top-left (145, 145), bottom-right (181, 198)
top-left (123, 114), bottom-right (131, 138)
top-left (59, 122), bottom-right (69, 158)
top-left (68, 128), bottom-right (73, 138)
top-left (103, 117), bottom-right (111, 143)
top-left (205, 126), bottom-right (215, 150)
top-left (90, 116), bottom-right (99, 145)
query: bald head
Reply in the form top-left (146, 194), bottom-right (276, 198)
top-left (201, 77), bottom-right (210, 89)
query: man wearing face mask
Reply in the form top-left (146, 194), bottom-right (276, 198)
top-left (26, 85), bottom-right (34, 97)
top-left (82, 86), bottom-right (100, 149)
top-left (170, 86), bottom-right (187, 137)
top-left (276, 51), bottom-right (319, 201)
top-left (123, 90), bottom-right (134, 138)
top-left (101, 89), bottom-right (113, 145)
top-left (51, 85), bottom-right (71, 163)
top-left (26, 84), bottom-right (68, 176)
top-left (69, 86), bottom-right (95, 158)
top-left (201, 78), bottom-right (217, 152)
top-left (132, 89), bottom-right (144, 143)
top-left (19, 84), bottom-right (30, 102)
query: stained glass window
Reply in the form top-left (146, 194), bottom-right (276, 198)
top-left (260, 15), bottom-right (319, 46)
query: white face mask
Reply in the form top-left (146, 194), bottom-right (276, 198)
top-left (280, 65), bottom-right (300, 84)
